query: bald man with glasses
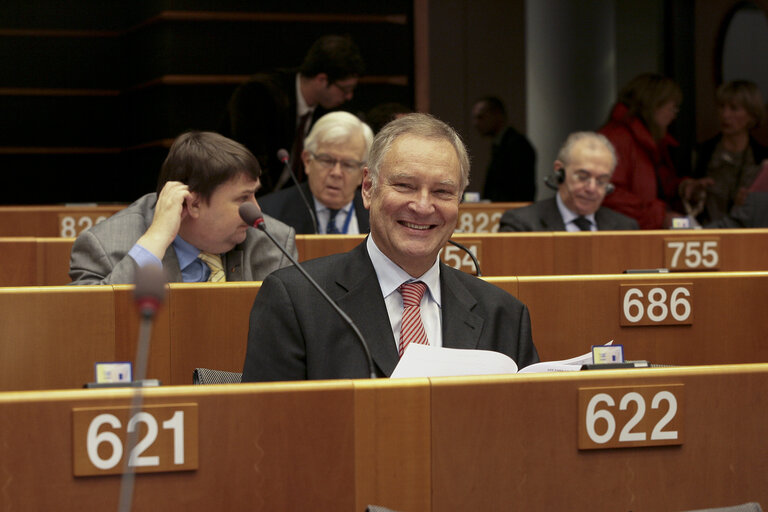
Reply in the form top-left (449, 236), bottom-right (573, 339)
top-left (259, 111), bottom-right (374, 234)
top-left (499, 132), bottom-right (638, 232)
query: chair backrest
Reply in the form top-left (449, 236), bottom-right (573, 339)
top-left (192, 368), bottom-right (242, 384)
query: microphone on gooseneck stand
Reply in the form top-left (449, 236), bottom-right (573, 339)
top-left (239, 202), bottom-right (376, 379)
top-left (277, 148), bottom-right (318, 233)
top-left (118, 265), bottom-right (166, 512)
top-left (446, 239), bottom-right (482, 277)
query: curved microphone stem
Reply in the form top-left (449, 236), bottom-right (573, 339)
top-left (447, 239), bottom-right (482, 277)
top-left (278, 150), bottom-right (318, 233)
top-left (251, 214), bottom-right (376, 379)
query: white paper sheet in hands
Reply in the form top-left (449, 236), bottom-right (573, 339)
top-left (390, 344), bottom-right (518, 378)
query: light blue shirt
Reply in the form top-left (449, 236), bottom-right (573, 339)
top-left (314, 197), bottom-right (359, 234)
top-left (366, 236), bottom-right (443, 349)
top-left (128, 236), bottom-right (210, 282)
top-left (556, 193), bottom-right (596, 232)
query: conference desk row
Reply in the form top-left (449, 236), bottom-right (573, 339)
top-left (0, 202), bottom-right (525, 237)
top-left (3, 228), bottom-right (768, 287)
top-left (2, 271), bottom-right (767, 392)
top-left (2, 365), bottom-right (766, 510)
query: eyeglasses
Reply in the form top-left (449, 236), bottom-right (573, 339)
top-left (572, 170), bottom-right (612, 189)
top-left (332, 81), bottom-right (356, 95)
top-left (310, 152), bottom-right (364, 173)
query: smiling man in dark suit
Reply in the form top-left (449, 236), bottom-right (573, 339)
top-left (499, 132), bottom-right (638, 232)
top-left (242, 113), bottom-right (539, 382)
top-left (258, 111), bottom-right (373, 234)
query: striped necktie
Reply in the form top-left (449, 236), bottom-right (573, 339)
top-left (198, 252), bottom-right (226, 282)
top-left (398, 281), bottom-right (429, 357)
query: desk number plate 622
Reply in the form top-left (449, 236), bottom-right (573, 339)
top-left (578, 384), bottom-right (684, 450)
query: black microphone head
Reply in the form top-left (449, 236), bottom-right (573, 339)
top-left (277, 148), bottom-right (290, 164)
top-left (239, 202), bottom-right (266, 230)
top-left (134, 265), bottom-right (166, 318)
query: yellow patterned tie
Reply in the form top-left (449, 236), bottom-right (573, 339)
top-left (198, 252), bottom-right (226, 282)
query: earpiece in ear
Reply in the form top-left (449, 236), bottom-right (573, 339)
top-left (555, 168), bottom-right (565, 184)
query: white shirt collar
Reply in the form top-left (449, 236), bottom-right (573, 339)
top-left (366, 235), bottom-right (441, 307)
top-left (295, 73), bottom-right (314, 119)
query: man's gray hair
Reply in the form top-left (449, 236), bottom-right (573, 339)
top-left (557, 131), bottom-right (617, 171)
top-left (366, 113), bottom-right (470, 193)
top-left (304, 111), bottom-right (373, 161)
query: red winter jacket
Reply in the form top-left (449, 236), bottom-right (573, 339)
top-left (599, 103), bottom-right (683, 229)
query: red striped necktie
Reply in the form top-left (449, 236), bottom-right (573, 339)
top-left (398, 281), bottom-right (429, 357)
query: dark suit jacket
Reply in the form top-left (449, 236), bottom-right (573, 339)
top-left (241, 241), bottom-right (539, 381)
top-left (220, 70), bottom-right (328, 194)
top-left (68, 193), bottom-right (297, 285)
top-left (258, 182), bottom-right (370, 234)
top-left (498, 197), bottom-right (638, 231)
top-left (483, 126), bottom-right (537, 202)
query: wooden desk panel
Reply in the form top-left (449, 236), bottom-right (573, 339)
top-left (0, 382), bottom-right (363, 511)
top-left (36, 237), bottom-right (75, 285)
top-left (113, 285), bottom-right (172, 387)
top-left (0, 286), bottom-right (116, 390)
top-left (516, 272), bottom-right (768, 364)
top-left (431, 365), bottom-right (768, 511)
top-left (0, 367), bottom-right (765, 511)
top-left (0, 237), bottom-right (38, 285)
top-left (167, 283), bottom-right (261, 384)
top-left (0, 205), bottom-right (124, 237)
top-left (0, 204), bottom-right (126, 238)
top-left (552, 229), bottom-right (768, 274)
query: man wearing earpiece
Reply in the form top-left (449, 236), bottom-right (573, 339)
top-left (499, 132), bottom-right (638, 232)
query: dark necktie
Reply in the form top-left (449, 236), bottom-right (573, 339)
top-left (573, 216), bottom-right (592, 231)
top-left (326, 209), bottom-right (340, 234)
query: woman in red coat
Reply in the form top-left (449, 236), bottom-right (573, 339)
top-left (599, 73), bottom-right (710, 229)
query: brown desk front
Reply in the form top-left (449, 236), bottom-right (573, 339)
top-left (0, 204), bottom-right (125, 237)
top-left (5, 228), bottom-right (768, 287)
top-left (0, 365), bottom-right (766, 511)
top-left (2, 272), bottom-right (767, 392)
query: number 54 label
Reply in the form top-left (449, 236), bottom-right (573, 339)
top-left (578, 384), bottom-right (684, 450)
top-left (72, 403), bottom-right (198, 476)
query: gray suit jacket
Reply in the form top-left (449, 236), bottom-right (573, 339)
top-left (69, 193), bottom-right (297, 285)
top-left (241, 240), bottom-right (539, 381)
top-left (499, 197), bottom-right (638, 231)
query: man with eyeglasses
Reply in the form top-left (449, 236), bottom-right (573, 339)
top-left (259, 112), bottom-right (373, 234)
top-left (220, 34), bottom-right (364, 195)
top-left (499, 132), bottom-right (638, 231)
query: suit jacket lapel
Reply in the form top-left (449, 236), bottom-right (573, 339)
top-left (440, 266), bottom-right (484, 349)
top-left (333, 242), bottom-right (400, 376)
top-left (223, 248), bottom-right (245, 281)
top-left (540, 198), bottom-right (567, 230)
top-left (353, 190), bottom-right (370, 233)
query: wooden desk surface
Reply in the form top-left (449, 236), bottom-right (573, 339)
top-left (0, 365), bottom-right (765, 511)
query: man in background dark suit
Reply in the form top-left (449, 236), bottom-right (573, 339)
top-left (242, 113), bottom-right (539, 382)
top-left (220, 35), bottom-right (364, 194)
top-left (471, 96), bottom-right (537, 202)
top-left (258, 111), bottom-right (373, 234)
top-left (499, 132), bottom-right (638, 232)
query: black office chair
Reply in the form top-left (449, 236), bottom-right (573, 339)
top-left (192, 368), bottom-right (242, 384)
